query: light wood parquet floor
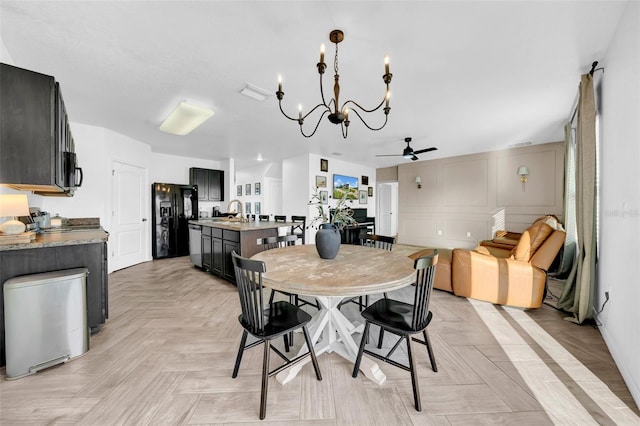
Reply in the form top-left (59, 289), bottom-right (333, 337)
top-left (1, 256), bottom-right (638, 425)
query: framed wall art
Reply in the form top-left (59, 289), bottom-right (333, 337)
top-left (245, 202), bottom-right (251, 214)
top-left (255, 182), bottom-right (261, 195)
top-left (316, 175), bottom-right (327, 188)
top-left (368, 186), bottom-right (373, 197)
top-left (245, 183), bottom-right (251, 196)
top-left (237, 185), bottom-right (242, 196)
top-left (255, 202), bottom-right (261, 214)
top-left (359, 190), bottom-right (367, 204)
top-left (333, 174), bottom-right (358, 199)
top-left (361, 175), bottom-right (369, 185)
top-left (320, 190), bottom-right (328, 204)
top-left (320, 158), bottom-right (329, 172)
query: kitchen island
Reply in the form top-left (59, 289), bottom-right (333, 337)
top-left (191, 219), bottom-right (298, 283)
top-left (0, 228), bottom-right (109, 366)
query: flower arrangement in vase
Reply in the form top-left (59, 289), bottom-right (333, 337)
top-left (308, 187), bottom-right (357, 259)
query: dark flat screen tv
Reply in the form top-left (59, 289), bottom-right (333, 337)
top-left (333, 174), bottom-right (358, 200)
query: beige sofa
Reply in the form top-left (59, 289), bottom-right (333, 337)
top-left (451, 217), bottom-right (566, 308)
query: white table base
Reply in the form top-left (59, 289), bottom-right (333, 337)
top-left (276, 295), bottom-right (386, 385)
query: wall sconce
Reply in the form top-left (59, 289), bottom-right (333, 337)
top-left (517, 166), bottom-right (529, 191)
top-left (415, 176), bottom-right (422, 189)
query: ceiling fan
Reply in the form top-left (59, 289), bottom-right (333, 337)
top-left (376, 137), bottom-right (437, 161)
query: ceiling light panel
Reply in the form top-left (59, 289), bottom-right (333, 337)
top-left (240, 84), bottom-right (271, 101)
top-left (159, 101), bottom-right (214, 135)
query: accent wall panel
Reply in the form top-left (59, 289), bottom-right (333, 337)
top-left (443, 158), bottom-right (489, 207)
top-left (398, 214), bottom-right (437, 246)
top-left (496, 149), bottom-right (557, 208)
top-left (399, 165), bottom-right (437, 209)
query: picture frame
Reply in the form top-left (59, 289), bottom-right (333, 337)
top-left (320, 190), bottom-right (328, 204)
top-left (255, 202), bottom-right (261, 214)
top-left (245, 183), bottom-right (251, 196)
top-left (316, 175), bottom-right (327, 188)
top-left (320, 158), bottom-right (329, 172)
top-left (245, 202), bottom-right (251, 214)
top-left (361, 175), bottom-right (369, 185)
top-left (359, 190), bottom-right (367, 204)
top-left (368, 186), bottom-right (373, 197)
top-left (333, 174), bottom-right (358, 199)
top-left (255, 182), bottom-right (261, 195)
top-left (237, 185), bottom-right (242, 196)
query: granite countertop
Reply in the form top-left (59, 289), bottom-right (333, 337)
top-left (190, 219), bottom-right (297, 232)
top-left (0, 227), bottom-right (109, 251)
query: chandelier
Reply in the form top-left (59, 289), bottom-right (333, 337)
top-left (276, 29), bottom-right (392, 138)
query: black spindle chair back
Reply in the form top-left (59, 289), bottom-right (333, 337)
top-left (233, 251), bottom-right (267, 335)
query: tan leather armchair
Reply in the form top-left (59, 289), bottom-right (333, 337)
top-left (451, 217), bottom-right (566, 308)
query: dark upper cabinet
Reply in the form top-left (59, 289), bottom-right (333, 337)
top-left (189, 167), bottom-right (224, 201)
top-left (0, 63), bottom-right (80, 196)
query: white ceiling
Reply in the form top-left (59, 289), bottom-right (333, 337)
top-left (0, 1), bottom-right (627, 170)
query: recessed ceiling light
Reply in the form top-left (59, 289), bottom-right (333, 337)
top-left (257, 153), bottom-right (263, 161)
top-left (240, 84), bottom-right (271, 101)
top-left (159, 101), bottom-right (214, 135)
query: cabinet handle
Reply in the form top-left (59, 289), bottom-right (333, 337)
top-left (75, 167), bottom-right (83, 187)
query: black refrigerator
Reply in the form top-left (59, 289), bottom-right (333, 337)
top-left (152, 183), bottom-right (198, 259)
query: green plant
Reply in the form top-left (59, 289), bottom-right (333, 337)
top-left (308, 186), bottom-right (357, 230)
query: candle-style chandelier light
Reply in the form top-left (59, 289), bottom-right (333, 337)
top-left (276, 29), bottom-right (392, 138)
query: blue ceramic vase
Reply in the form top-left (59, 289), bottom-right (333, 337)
top-left (315, 223), bottom-right (341, 259)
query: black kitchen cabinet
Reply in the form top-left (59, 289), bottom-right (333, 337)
top-left (0, 242), bottom-right (108, 366)
top-left (189, 167), bottom-right (224, 202)
top-left (197, 225), bottom-right (277, 284)
top-left (211, 236), bottom-right (223, 275)
top-left (0, 63), bottom-right (79, 196)
top-left (222, 230), bottom-right (240, 283)
top-left (201, 226), bottom-right (225, 277)
top-left (202, 227), bottom-right (212, 270)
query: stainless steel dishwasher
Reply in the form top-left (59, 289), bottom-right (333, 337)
top-left (188, 223), bottom-right (202, 267)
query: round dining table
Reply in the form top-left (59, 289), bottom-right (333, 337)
top-left (251, 244), bottom-right (416, 385)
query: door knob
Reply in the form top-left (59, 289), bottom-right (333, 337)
top-left (142, 218), bottom-right (148, 222)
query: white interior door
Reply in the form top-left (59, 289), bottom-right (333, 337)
top-left (265, 178), bottom-right (283, 216)
top-left (377, 182), bottom-right (398, 237)
top-left (110, 161), bottom-right (147, 272)
top-left (265, 178), bottom-right (286, 235)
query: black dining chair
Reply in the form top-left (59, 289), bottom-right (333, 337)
top-left (262, 236), bottom-right (280, 250)
top-left (290, 215), bottom-right (306, 244)
top-left (259, 214), bottom-right (270, 222)
top-left (339, 233), bottom-right (395, 312)
top-left (274, 215), bottom-right (286, 222)
top-left (231, 251), bottom-right (322, 420)
top-left (352, 249), bottom-right (439, 412)
top-left (278, 234), bottom-right (298, 246)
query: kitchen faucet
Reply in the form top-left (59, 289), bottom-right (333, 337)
top-left (227, 199), bottom-right (246, 221)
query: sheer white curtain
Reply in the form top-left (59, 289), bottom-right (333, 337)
top-left (557, 74), bottom-right (598, 323)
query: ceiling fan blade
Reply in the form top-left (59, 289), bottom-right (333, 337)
top-left (413, 147), bottom-right (438, 155)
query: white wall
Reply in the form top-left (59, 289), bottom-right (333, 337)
top-left (233, 161), bottom-right (280, 217)
top-left (305, 153), bottom-right (376, 243)
top-left (282, 153), bottom-right (310, 220)
top-left (599, 0), bottom-right (640, 407)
